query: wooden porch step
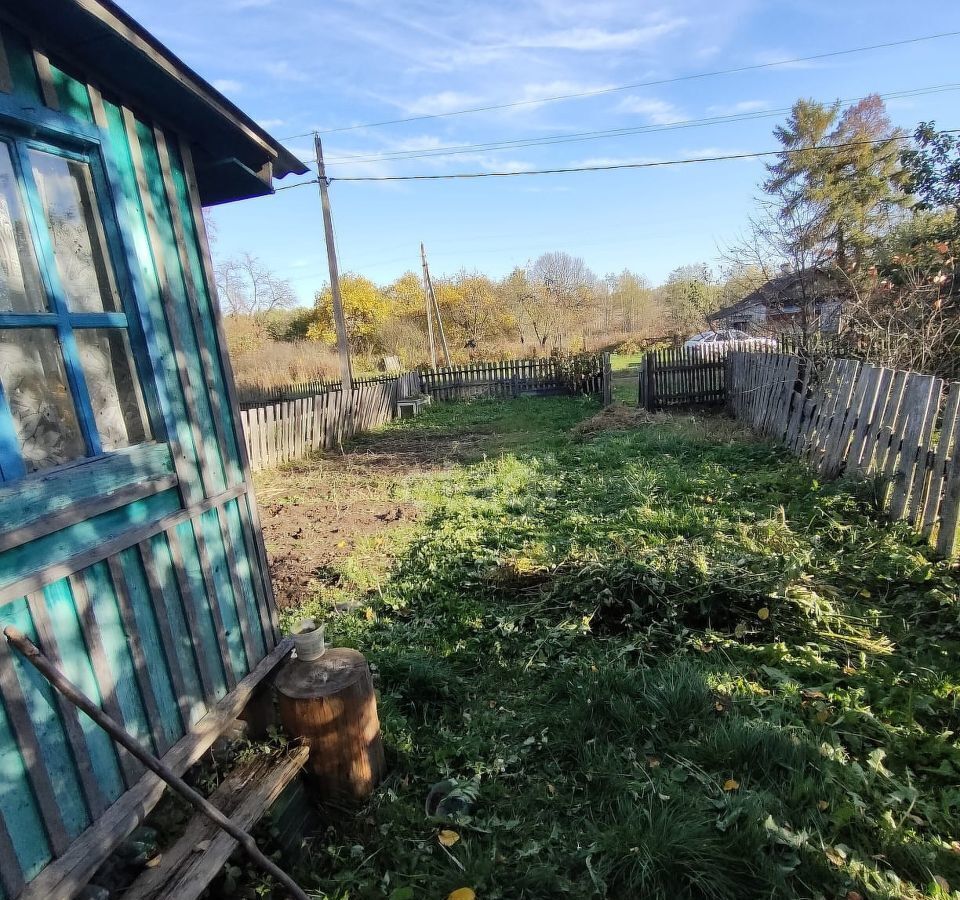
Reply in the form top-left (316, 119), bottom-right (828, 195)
top-left (122, 743), bottom-right (310, 900)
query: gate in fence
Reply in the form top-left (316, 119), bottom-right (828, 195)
top-left (639, 347), bottom-right (726, 410)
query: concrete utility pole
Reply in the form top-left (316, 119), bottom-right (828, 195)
top-left (420, 242), bottom-right (437, 370)
top-left (314, 133), bottom-right (353, 415)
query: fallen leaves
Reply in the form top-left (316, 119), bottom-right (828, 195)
top-left (723, 778), bottom-right (740, 791)
top-left (757, 607), bottom-right (770, 621)
top-left (447, 889), bottom-right (476, 900)
top-left (438, 829), bottom-right (461, 847)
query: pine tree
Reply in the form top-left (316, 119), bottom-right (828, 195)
top-left (764, 95), bottom-right (906, 276)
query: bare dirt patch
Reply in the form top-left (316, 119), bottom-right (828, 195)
top-left (254, 429), bottom-right (494, 609)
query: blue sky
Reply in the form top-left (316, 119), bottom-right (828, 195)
top-left (119, 0), bottom-right (960, 304)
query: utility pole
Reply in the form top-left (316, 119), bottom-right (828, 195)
top-left (421, 243), bottom-right (452, 367)
top-left (314, 133), bottom-right (353, 424)
top-left (420, 242), bottom-right (437, 370)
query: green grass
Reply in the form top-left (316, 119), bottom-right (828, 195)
top-left (271, 397), bottom-right (960, 900)
top-left (609, 353), bottom-right (642, 404)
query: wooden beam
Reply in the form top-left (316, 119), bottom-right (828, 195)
top-left (0, 482), bottom-right (246, 608)
top-left (179, 139), bottom-right (280, 648)
top-left (0, 807), bottom-right (24, 898)
top-left (0, 473), bottom-right (177, 554)
top-left (31, 49), bottom-right (58, 109)
top-left (163, 529), bottom-right (220, 704)
top-left (105, 556), bottom-right (170, 756)
top-left (136, 540), bottom-right (194, 730)
top-left (122, 106), bottom-right (216, 503)
top-left (154, 127), bottom-right (234, 493)
top-left (69, 571), bottom-right (143, 788)
top-left (0, 635), bottom-right (69, 856)
top-left (5, 629), bottom-right (309, 900)
top-left (25, 591), bottom-right (106, 818)
top-left (15, 638), bottom-right (293, 900)
top-left (0, 24), bottom-right (13, 94)
top-left (123, 744), bottom-right (309, 900)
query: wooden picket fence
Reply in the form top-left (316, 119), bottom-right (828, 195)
top-left (419, 355), bottom-right (608, 402)
top-left (639, 346), bottom-right (727, 410)
top-left (237, 372), bottom-right (418, 409)
top-left (240, 379), bottom-right (400, 471)
top-left (239, 356), bottom-right (610, 473)
top-left (727, 350), bottom-right (960, 557)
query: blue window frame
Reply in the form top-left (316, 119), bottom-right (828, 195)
top-left (0, 133), bottom-right (152, 480)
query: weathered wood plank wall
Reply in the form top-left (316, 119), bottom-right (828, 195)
top-left (727, 350), bottom-right (960, 557)
top-left (0, 18), bottom-right (279, 899)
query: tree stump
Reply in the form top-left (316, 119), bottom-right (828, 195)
top-left (274, 648), bottom-right (385, 801)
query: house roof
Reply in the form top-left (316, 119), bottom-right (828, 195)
top-left (712, 268), bottom-right (841, 320)
top-left (3, 0), bottom-right (309, 204)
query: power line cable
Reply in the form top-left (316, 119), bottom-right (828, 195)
top-left (318, 83), bottom-right (960, 166)
top-left (276, 29), bottom-right (960, 140)
top-left (325, 130), bottom-right (958, 182)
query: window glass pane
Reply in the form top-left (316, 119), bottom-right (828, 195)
top-left (0, 328), bottom-right (84, 471)
top-left (76, 328), bottom-right (151, 450)
top-left (29, 150), bottom-right (119, 313)
top-left (0, 144), bottom-right (46, 312)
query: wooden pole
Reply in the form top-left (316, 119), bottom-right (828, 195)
top-left (421, 244), bottom-right (451, 367)
top-left (420, 242), bottom-right (437, 370)
top-left (315, 133), bottom-right (354, 430)
top-left (2, 627), bottom-right (310, 900)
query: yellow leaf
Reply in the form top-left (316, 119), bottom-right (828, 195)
top-left (933, 875), bottom-right (950, 892)
top-left (438, 829), bottom-right (460, 847)
top-left (448, 889), bottom-right (476, 900)
top-left (817, 800), bottom-right (829, 811)
top-left (757, 607), bottom-right (770, 621)
top-left (723, 778), bottom-right (740, 791)
top-left (364, 608), bottom-right (375, 622)
top-left (546, 783), bottom-right (556, 795)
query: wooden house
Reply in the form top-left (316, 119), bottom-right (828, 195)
top-left (0, 2), bottom-right (307, 897)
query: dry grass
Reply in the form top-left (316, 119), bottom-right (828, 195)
top-left (231, 339), bottom-right (341, 391)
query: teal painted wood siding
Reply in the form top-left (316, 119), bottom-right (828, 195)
top-left (0, 20), bottom-right (279, 899)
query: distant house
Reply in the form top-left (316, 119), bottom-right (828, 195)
top-left (710, 268), bottom-right (844, 335)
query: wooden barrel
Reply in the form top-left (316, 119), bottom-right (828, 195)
top-left (274, 648), bottom-right (385, 801)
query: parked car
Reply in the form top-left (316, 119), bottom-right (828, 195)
top-left (683, 330), bottom-right (777, 353)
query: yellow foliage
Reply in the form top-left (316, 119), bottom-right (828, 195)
top-left (438, 829), bottom-right (460, 847)
top-left (309, 274), bottom-right (391, 351)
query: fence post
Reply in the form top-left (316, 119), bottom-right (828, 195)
top-left (644, 352), bottom-right (656, 411)
top-left (602, 352), bottom-right (612, 406)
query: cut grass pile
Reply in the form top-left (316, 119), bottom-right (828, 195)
top-left (262, 397), bottom-right (960, 900)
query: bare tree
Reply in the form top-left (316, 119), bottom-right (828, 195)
top-left (723, 189), bottom-right (846, 343)
top-left (513, 252), bottom-right (596, 349)
top-left (215, 252), bottom-right (297, 318)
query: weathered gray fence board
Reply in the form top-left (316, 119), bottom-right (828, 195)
top-left (728, 351), bottom-right (960, 558)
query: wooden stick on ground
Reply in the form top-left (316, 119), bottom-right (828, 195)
top-left (3, 626), bottom-right (311, 900)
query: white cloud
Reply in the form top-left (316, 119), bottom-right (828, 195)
top-left (403, 91), bottom-right (482, 116)
top-left (616, 96), bottom-right (685, 125)
top-left (514, 19), bottom-right (686, 51)
top-left (262, 61), bottom-right (312, 83)
top-left (257, 117), bottom-right (287, 129)
top-left (706, 99), bottom-right (771, 115)
top-left (212, 78), bottom-right (243, 94)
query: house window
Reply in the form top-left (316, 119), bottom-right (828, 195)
top-left (0, 137), bottom-right (151, 479)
